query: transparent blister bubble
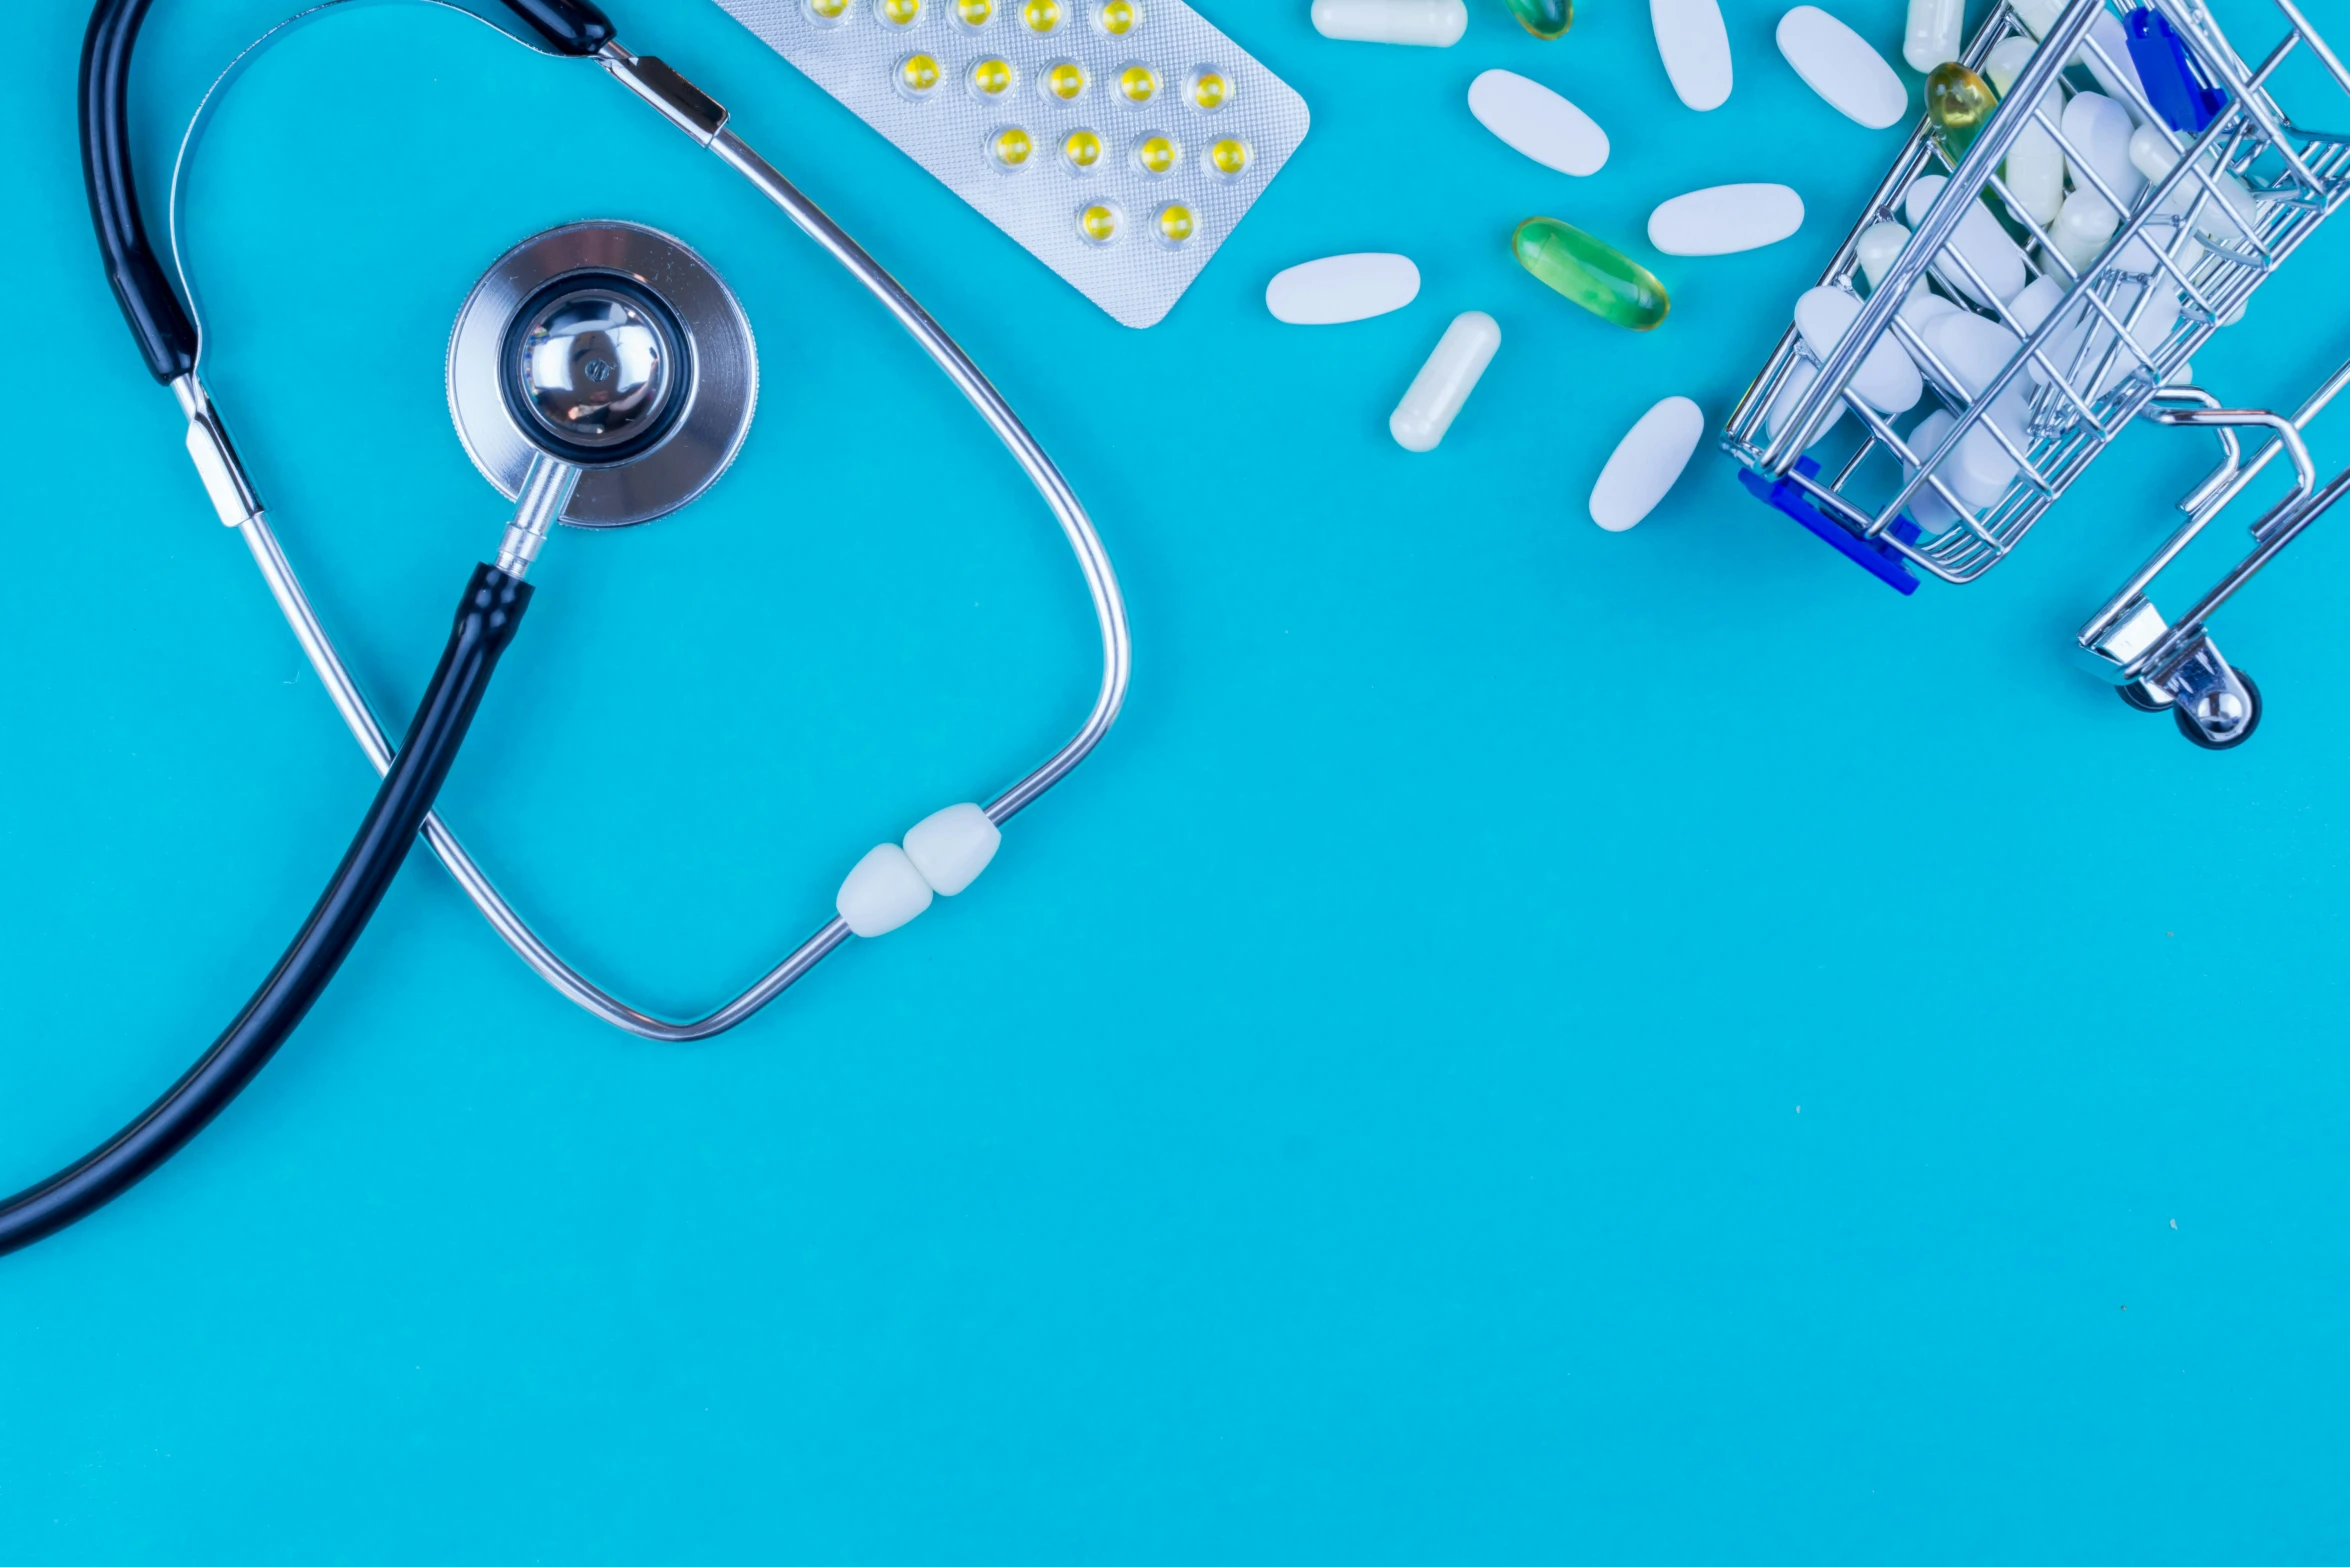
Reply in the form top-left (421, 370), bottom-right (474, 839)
top-left (712, 0), bottom-right (1311, 326)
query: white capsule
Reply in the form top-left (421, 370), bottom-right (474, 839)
top-left (2062, 93), bottom-right (2144, 213)
top-left (1921, 310), bottom-right (2033, 445)
top-left (1310, 0), bottom-right (1465, 46)
top-left (1855, 220), bottom-right (1910, 291)
top-left (2131, 125), bottom-right (2260, 244)
top-left (1648, 183), bottom-right (1802, 256)
top-left (1903, 174), bottom-right (2027, 304)
top-left (2008, 0), bottom-right (2061, 37)
top-left (1266, 253), bottom-right (1421, 325)
top-left (1794, 286), bottom-right (1923, 415)
top-left (2051, 189), bottom-right (2121, 271)
top-left (2008, 274), bottom-right (2066, 384)
top-left (1390, 311), bottom-right (1501, 453)
top-left (836, 843), bottom-right (934, 938)
top-left (1982, 35), bottom-right (2038, 96)
top-left (1468, 71), bottom-right (1609, 177)
top-left (2077, 12), bottom-right (2150, 118)
top-left (1651, 0), bottom-right (1733, 111)
top-left (1590, 395), bottom-right (1705, 532)
top-left (1764, 359), bottom-right (1845, 447)
top-left (1776, 5), bottom-right (1909, 130)
top-left (1902, 0), bottom-right (1963, 72)
top-left (1903, 406), bottom-right (2013, 519)
top-left (2003, 118), bottom-right (2067, 227)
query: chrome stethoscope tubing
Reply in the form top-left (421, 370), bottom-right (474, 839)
top-left (172, 2), bottom-right (1131, 1043)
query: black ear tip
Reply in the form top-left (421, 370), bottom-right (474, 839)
top-left (498, 0), bottom-right (618, 55)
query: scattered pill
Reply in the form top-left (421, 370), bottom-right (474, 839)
top-left (1513, 217), bottom-right (1670, 330)
top-left (1650, 0), bottom-right (1733, 111)
top-left (1925, 62), bottom-right (1998, 160)
top-left (1505, 0), bottom-right (1573, 40)
top-left (1590, 395), bottom-right (1705, 531)
top-left (1311, 0), bottom-right (1466, 46)
top-left (1647, 184), bottom-right (1803, 256)
top-left (1468, 71), bottom-right (1610, 177)
top-left (1265, 253), bottom-right (1422, 324)
top-left (1391, 310), bottom-right (1502, 452)
top-left (1902, 174), bottom-right (2027, 303)
top-left (1776, 6), bottom-right (1908, 130)
top-left (1902, 0), bottom-right (1964, 72)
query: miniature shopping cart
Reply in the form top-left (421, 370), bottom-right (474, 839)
top-left (1721, 0), bottom-right (2350, 748)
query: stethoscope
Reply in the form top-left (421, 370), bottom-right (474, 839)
top-left (3, 0), bottom-right (1129, 1256)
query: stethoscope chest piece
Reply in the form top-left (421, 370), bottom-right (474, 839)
top-left (448, 220), bottom-right (756, 528)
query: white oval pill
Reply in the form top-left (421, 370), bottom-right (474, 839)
top-left (1650, 0), bottom-right (1733, 111)
top-left (1902, 0), bottom-right (1964, 73)
top-left (1855, 220), bottom-right (1910, 290)
top-left (2062, 92), bottom-right (2144, 212)
top-left (1794, 285), bottom-right (1922, 415)
top-left (1311, 0), bottom-right (1466, 46)
top-left (1902, 174), bottom-right (2027, 304)
top-left (1590, 395), bottom-right (1705, 532)
top-left (1776, 6), bottom-right (1908, 130)
top-left (1390, 310), bottom-right (1501, 453)
top-left (1765, 359), bottom-right (1845, 448)
top-left (1467, 70), bottom-right (1609, 177)
top-left (1266, 254), bottom-right (1422, 325)
top-left (1647, 183), bottom-right (1803, 256)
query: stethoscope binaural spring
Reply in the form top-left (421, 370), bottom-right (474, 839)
top-left (1, 0), bottom-right (1129, 1257)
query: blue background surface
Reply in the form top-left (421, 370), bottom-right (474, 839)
top-left (4, 0), bottom-right (2348, 1558)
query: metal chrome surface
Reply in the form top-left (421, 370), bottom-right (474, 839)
top-left (449, 221), bottom-right (755, 528)
top-left (509, 285), bottom-right (684, 460)
top-left (174, 10), bottom-right (1130, 1042)
top-left (495, 452), bottom-right (583, 579)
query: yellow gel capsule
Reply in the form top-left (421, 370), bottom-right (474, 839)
top-left (971, 57), bottom-right (1014, 95)
top-left (1208, 137), bottom-right (1247, 176)
top-left (1926, 61), bottom-right (1999, 161)
top-left (1045, 61), bottom-right (1086, 100)
top-left (1191, 71), bottom-right (1229, 110)
top-left (1064, 128), bottom-right (1104, 168)
top-left (992, 127), bottom-right (1035, 167)
top-left (1511, 216), bottom-right (1670, 330)
top-left (808, 0), bottom-right (849, 16)
top-left (957, 0), bottom-right (995, 20)
top-left (1504, 0), bottom-right (1572, 37)
top-left (1137, 135), bottom-right (1178, 173)
top-left (1098, 0), bottom-right (1139, 32)
top-left (1118, 65), bottom-right (1160, 103)
top-left (1157, 204), bottom-right (1196, 244)
top-left (898, 53), bottom-right (942, 94)
top-left (1023, 0), bottom-right (1062, 30)
top-left (880, 0), bottom-right (919, 22)
top-left (1080, 204), bottom-right (1119, 242)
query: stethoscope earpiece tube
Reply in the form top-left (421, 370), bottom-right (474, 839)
top-left (81, 0), bottom-right (196, 381)
top-left (0, 565), bottom-right (531, 1257)
top-left (496, 0), bottom-right (614, 56)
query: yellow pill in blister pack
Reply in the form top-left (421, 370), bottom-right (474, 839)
top-left (970, 57), bottom-right (1014, 95)
top-left (897, 53), bottom-right (941, 94)
top-left (1079, 203), bottom-right (1121, 243)
top-left (991, 127), bottom-right (1035, 167)
top-left (1190, 70), bottom-right (1229, 110)
top-left (1044, 61), bottom-right (1086, 100)
top-left (1117, 64), bottom-right (1160, 104)
top-left (1208, 137), bottom-right (1248, 176)
top-left (957, 0), bottom-right (996, 21)
top-left (1064, 128), bottom-right (1104, 168)
top-left (1135, 134), bottom-right (1179, 174)
top-left (880, 0), bottom-right (920, 23)
top-left (1157, 204), bottom-right (1196, 245)
top-left (1097, 0), bottom-right (1140, 32)
top-left (1023, 0), bottom-right (1063, 31)
top-left (806, 0), bottom-right (849, 18)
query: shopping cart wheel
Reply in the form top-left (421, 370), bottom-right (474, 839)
top-left (2117, 679), bottom-right (2172, 713)
top-left (2174, 671), bottom-right (2263, 750)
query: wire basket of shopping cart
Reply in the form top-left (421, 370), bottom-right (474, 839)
top-left (1721, 0), bottom-right (2350, 747)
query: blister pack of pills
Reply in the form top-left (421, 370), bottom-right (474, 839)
top-left (706, 0), bottom-right (1310, 327)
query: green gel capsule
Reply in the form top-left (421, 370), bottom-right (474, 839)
top-left (1925, 61), bottom-right (1998, 161)
top-left (1511, 217), bottom-right (1670, 331)
top-left (1504, 0), bottom-right (1573, 39)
